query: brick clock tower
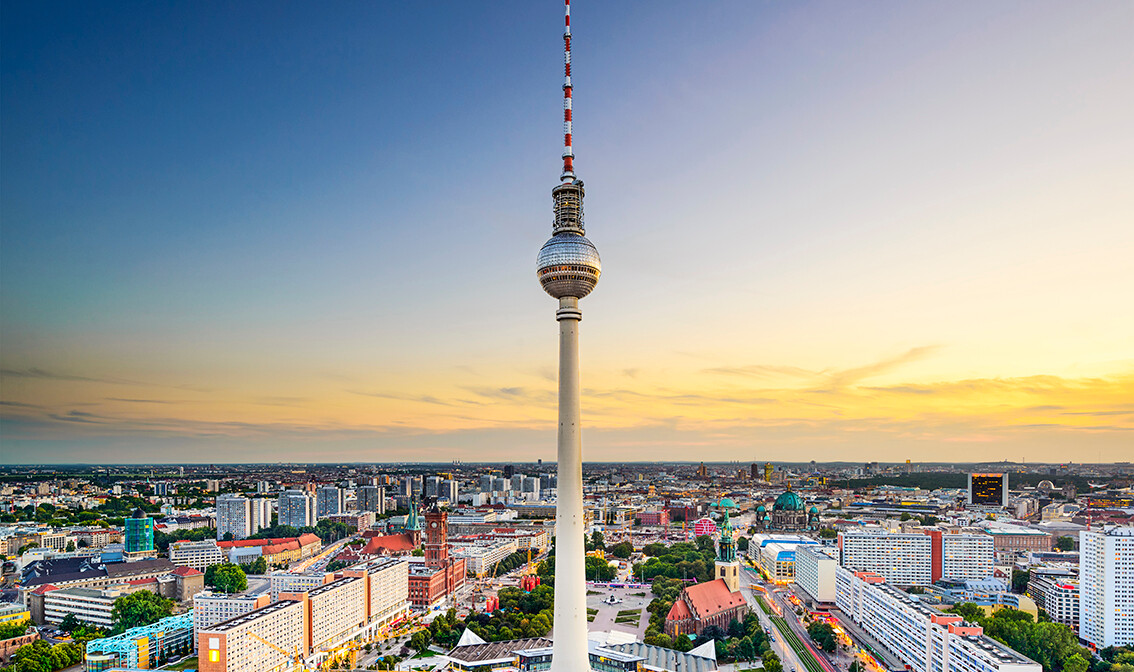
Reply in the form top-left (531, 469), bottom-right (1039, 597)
top-left (424, 505), bottom-right (449, 568)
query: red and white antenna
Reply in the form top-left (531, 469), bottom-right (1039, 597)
top-left (561, 0), bottom-right (575, 182)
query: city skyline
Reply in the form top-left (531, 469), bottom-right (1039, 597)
top-left (2, 2), bottom-right (1132, 464)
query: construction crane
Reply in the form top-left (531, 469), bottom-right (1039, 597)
top-left (248, 633), bottom-right (306, 672)
top-left (320, 640), bottom-right (360, 670)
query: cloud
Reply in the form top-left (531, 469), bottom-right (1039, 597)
top-left (47, 410), bottom-right (108, 424)
top-left (105, 398), bottom-right (176, 404)
top-left (823, 346), bottom-right (942, 389)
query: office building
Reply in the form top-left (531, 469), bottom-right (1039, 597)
top-left (835, 566), bottom-right (1040, 672)
top-left (124, 508), bottom-right (154, 557)
top-left (278, 489), bottom-right (315, 528)
top-left (358, 485), bottom-right (386, 514)
top-left (440, 479), bottom-right (459, 503)
top-left (316, 486), bottom-right (343, 519)
top-left (968, 473), bottom-right (1009, 507)
top-left (169, 540), bottom-right (225, 571)
top-left (795, 545), bottom-right (838, 604)
top-left (478, 474), bottom-right (493, 493)
top-left (216, 495), bottom-right (252, 540)
top-left (44, 585), bottom-right (125, 628)
top-left (1080, 526), bottom-right (1134, 648)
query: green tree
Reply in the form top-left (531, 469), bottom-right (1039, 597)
top-left (590, 531), bottom-right (605, 550)
top-left (737, 536), bottom-right (749, 552)
top-left (1011, 569), bottom-right (1029, 594)
top-left (111, 591), bottom-right (173, 633)
top-left (609, 541), bottom-right (634, 559)
top-left (1055, 536), bottom-right (1075, 552)
top-left (762, 650), bottom-right (783, 672)
top-left (818, 528), bottom-right (838, 539)
top-left (248, 556), bottom-right (268, 574)
top-left (65, 540), bottom-right (76, 552)
top-left (807, 620), bottom-right (837, 653)
top-left (409, 630), bottom-right (431, 652)
top-left (205, 562), bottom-right (248, 593)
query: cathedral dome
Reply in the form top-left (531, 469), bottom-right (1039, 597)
top-left (773, 491), bottom-right (804, 511)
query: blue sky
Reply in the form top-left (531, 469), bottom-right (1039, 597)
top-left (2, 1), bottom-right (1132, 463)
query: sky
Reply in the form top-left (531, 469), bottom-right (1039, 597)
top-left (1, 1), bottom-right (1132, 465)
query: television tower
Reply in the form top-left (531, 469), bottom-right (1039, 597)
top-left (535, 1), bottom-right (601, 670)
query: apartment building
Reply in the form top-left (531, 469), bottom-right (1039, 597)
top-left (940, 533), bottom-right (995, 581)
top-left (794, 545), bottom-right (838, 604)
top-left (216, 495), bottom-right (253, 541)
top-left (839, 531), bottom-right (932, 585)
top-left (192, 591), bottom-right (271, 641)
top-left (303, 577), bottom-right (366, 652)
top-left (278, 490), bottom-right (315, 528)
top-left (358, 485), bottom-right (386, 515)
top-left (316, 486), bottom-right (343, 519)
top-left (1026, 568), bottom-right (1079, 630)
top-left (1080, 526), bottom-right (1134, 648)
top-left (270, 572), bottom-right (332, 601)
top-left (835, 565), bottom-right (1041, 672)
top-left (169, 540), bottom-right (225, 571)
top-left (198, 599), bottom-right (308, 672)
top-left (452, 538), bottom-right (518, 577)
top-left (353, 558), bottom-right (410, 628)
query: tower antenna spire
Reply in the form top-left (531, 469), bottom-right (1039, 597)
top-left (561, 0), bottom-right (575, 182)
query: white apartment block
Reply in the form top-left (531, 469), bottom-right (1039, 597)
top-left (941, 534), bottom-right (994, 581)
top-left (835, 565), bottom-right (1041, 672)
top-left (307, 577), bottom-right (366, 652)
top-left (1026, 568), bottom-right (1079, 630)
top-left (839, 531), bottom-right (932, 585)
top-left (453, 538), bottom-right (518, 576)
top-left (358, 558), bottom-right (410, 627)
top-left (199, 598), bottom-right (308, 672)
top-left (170, 540), bottom-right (226, 571)
top-left (358, 485), bottom-right (386, 514)
top-left (43, 586), bottom-right (124, 629)
top-left (216, 495), bottom-right (252, 540)
top-left (795, 545), bottom-right (838, 603)
top-left (270, 571), bottom-right (330, 601)
top-left (250, 498), bottom-right (273, 532)
top-left (192, 591), bottom-right (270, 641)
top-left (1080, 526), bottom-right (1134, 648)
top-left (278, 490), bottom-right (315, 528)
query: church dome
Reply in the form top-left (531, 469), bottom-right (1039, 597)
top-left (773, 491), bottom-right (804, 511)
top-left (756, 504), bottom-right (766, 513)
top-left (809, 506), bottom-right (819, 514)
top-left (717, 497), bottom-right (737, 509)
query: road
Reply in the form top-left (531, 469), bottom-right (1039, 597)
top-left (765, 586), bottom-right (838, 672)
top-left (738, 565), bottom-right (808, 672)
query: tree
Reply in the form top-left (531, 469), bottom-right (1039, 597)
top-left (222, 531), bottom-right (235, 541)
top-left (609, 541), bottom-right (634, 559)
top-left (807, 620), bottom-right (837, 653)
top-left (900, 512), bottom-right (912, 521)
top-left (737, 536), bottom-right (749, 551)
top-left (409, 630), bottom-right (432, 652)
top-left (59, 613), bottom-right (82, 633)
top-left (763, 650), bottom-right (783, 672)
top-left (1011, 569), bottom-right (1029, 594)
top-left (65, 540), bottom-right (76, 552)
top-left (111, 591), bottom-right (173, 633)
top-left (248, 556), bottom-right (268, 575)
top-left (1055, 536), bottom-right (1075, 552)
top-left (695, 535), bottom-right (714, 553)
top-left (818, 528), bottom-right (838, 539)
top-left (205, 563), bottom-right (248, 594)
top-left (590, 531), bottom-right (605, 550)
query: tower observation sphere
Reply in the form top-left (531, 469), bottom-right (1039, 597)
top-left (537, 181), bottom-right (601, 299)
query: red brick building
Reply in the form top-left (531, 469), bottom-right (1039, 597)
top-left (663, 579), bottom-right (748, 638)
top-left (407, 505), bottom-right (466, 607)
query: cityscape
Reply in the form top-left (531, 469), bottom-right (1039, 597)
top-left (2, 2), bottom-right (1132, 672)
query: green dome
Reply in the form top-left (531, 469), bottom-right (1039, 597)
top-left (756, 504), bottom-right (767, 512)
top-left (809, 506), bottom-right (819, 514)
top-left (773, 490), bottom-right (804, 511)
top-left (717, 498), bottom-right (738, 509)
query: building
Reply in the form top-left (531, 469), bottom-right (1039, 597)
top-left (124, 508), bottom-right (154, 558)
top-left (453, 538), bottom-right (519, 577)
top-left (968, 473), bottom-right (1009, 507)
top-left (85, 611), bottom-right (194, 672)
top-left (358, 485), bottom-right (386, 515)
top-left (637, 510), bottom-right (670, 527)
top-left (934, 531), bottom-right (995, 581)
top-left (250, 498), bottom-right (273, 533)
top-left (44, 585), bottom-right (126, 629)
top-left (216, 533), bottom-right (321, 566)
top-left (278, 489), bottom-right (315, 528)
top-left (750, 534), bottom-right (819, 582)
top-left (216, 495), bottom-right (253, 541)
top-left (665, 509), bottom-right (749, 637)
top-left (794, 545), bottom-right (838, 605)
top-left (983, 525), bottom-right (1053, 557)
top-left (316, 486), bottom-right (344, 519)
top-left (1080, 526), bottom-right (1134, 648)
top-left (193, 591), bottom-right (271, 640)
top-left (407, 505), bottom-right (466, 607)
top-left (347, 557), bottom-right (411, 629)
top-left (837, 529), bottom-right (991, 586)
top-left (835, 565), bottom-right (1041, 672)
top-left (304, 577), bottom-right (367, 652)
top-left (0, 603), bottom-right (30, 626)
top-left (170, 540), bottom-right (226, 571)
top-left (1026, 567), bottom-right (1079, 630)
top-left (756, 488), bottom-right (817, 532)
top-left (198, 598), bottom-right (309, 672)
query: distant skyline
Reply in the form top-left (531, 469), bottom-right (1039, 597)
top-left (2, 2), bottom-right (1132, 464)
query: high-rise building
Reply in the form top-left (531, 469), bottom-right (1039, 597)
top-left (795, 545), bottom-right (838, 604)
top-left (440, 479), bottom-right (459, 503)
top-left (278, 490), bottom-right (315, 528)
top-left (968, 473), bottom-right (1009, 507)
top-left (316, 486), bottom-right (343, 519)
top-left (425, 476), bottom-right (443, 499)
top-left (503, 465), bottom-right (515, 479)
top-left (1027, 567), bottom-right (1079, 630)
top-left (124, 508), bottom-right (154, 557)
top-left (359, 485), bottom-right (386, 514)
top-left (510, 474), bottom-right (525, 492)
top-left (533, 3), bottom-right (603, 667)
top-left (1080, 526), bottom-right (1134, 648)
top-left (250, 498), bottom-right (272, 533)
top-left (493, 477), bottom-right (509, 493)
top-left (478, 475), bottom-right (493, 493)
top-left (154, 482), bottom-right (170, 497)
top-left (835, 566), bottom-right (1040, 672)
top-left (838, 530), bottom-right (993, 586)
top-left (216, 495), bottom-right (252, 540)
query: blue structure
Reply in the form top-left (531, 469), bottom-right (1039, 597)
top-left (85, 611), bottom-right (194, 672)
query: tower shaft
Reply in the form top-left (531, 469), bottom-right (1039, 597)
top-left (551, 296), bottom-right (589, 672)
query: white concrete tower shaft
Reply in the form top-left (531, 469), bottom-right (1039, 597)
top-left (551, 295), bottom-right (589, 672)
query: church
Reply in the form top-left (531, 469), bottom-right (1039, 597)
top-left (664, 507), bottom-right (749, 638)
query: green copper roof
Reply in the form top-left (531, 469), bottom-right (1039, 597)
top-left (773, 490), bottom-right (804, 511)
